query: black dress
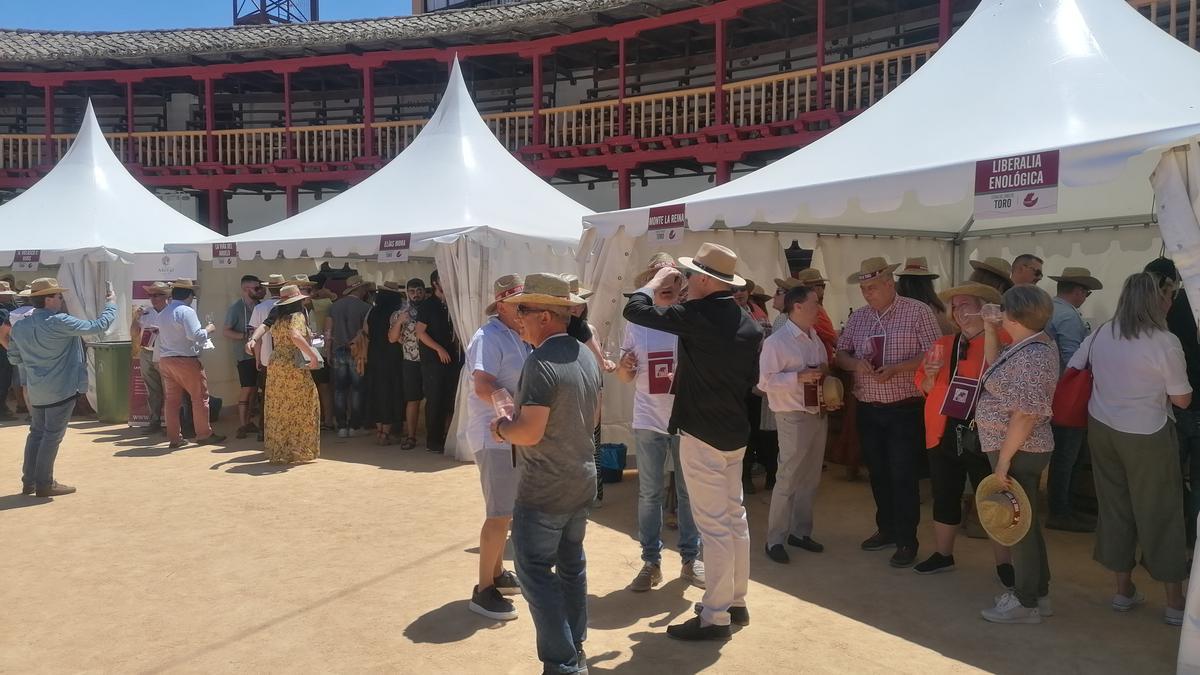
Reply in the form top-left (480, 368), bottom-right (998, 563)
top-left (365, 290), bottom-right (406, 429)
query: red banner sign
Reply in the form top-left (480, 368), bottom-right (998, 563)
top-left (212, 242), bottom-right (238, 269)
top-left (647, 205), bottom-right (686, 245)
top-left (974, 150), bottom-right (1059, 219)
top-left (378, 234), bottom-right (412, 262)
top-left (13, 249), bottom-right (40, 272)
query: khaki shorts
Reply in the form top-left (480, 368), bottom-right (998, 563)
top-left (477, 446), bottom-right (518, 518)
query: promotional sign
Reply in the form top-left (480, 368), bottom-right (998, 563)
top-left (128, 252), bottom-right (198, 427)
top-left (13, 249), bottom-right (40, 272)
top-left (378, 234), bottom-right (412, 262)
top-left (974, 150), bottom-right (1059, 219)
top-left (212, 242), bottom-right (238, 269)
top-left (647, 205), bottom-right (686, 246)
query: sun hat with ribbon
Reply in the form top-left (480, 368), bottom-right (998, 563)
top-left (501, 273), bottom-right (585, 308)
top-left (342, 275), bottom-right (369, 296)
top-left (168, 278), bottom-right (197, 290)
top-left (274, 284), bottom-right (308, 306)
top-left (485, 274), bottom-right (525, 315)
top-left (23, 277), bottom-right (69, 297)
top-left (897, 256), bottom-right (939, 279)
top-left (561, 274), bottom-right (593, 300)
top-left (938, 282), bottom-right (1003, 306)
top-left (1048, 267), bottom-right (1103, 291)
top-left (975, 474), bottom-right (1034, 547)
top-left (0, 281), bottom-right (17, 297)
top-left (846, 257), bottom-right (901, 284)
top-left (969, 257), bottom-right (1013, 282)
top-left (679, 242), bottom-right (745, 287)
top-left (141, 281), bottom-right (172, 296)
top-left (263, 274), bottom-right (287, 288)
top-left (634, 253), bottom-right (678, 287)
top-left (794, 268), bottom-right (830, 288)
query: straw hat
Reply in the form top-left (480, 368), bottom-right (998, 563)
top-left (274, 284), bottom-right (308, 306)
top-left (342, 275), bottom-right (369, 296)
top-left (24, 277), bottom-right (69, 297)
top-left (263, 274), bottom-right (288, 288)
top-left (634, 253), bottom-right (678, 287)
top-left (937, 282), bottom-right (1002, 306)
top-left (969, 257), bottom-right (1013, 282)
top-left (485, 274), bottom-right (525, 315)
top-left (289, 274), bottom-right (316, 288)
top-left (168, 278), bottom-right (197, 290)
top-left (379, 281), bottom-right (404, 294)
top-left (822, 376), bottom-right (844, 409)
top-left (975, 475), bottom-right (1034, 547)
top-left (897, 256), bottom-right (939, 279)
top-left (560, 274), bottom-right (593, 300)
top-left (0, 281), bottom-right (16, 297)
top-left (679, 242), bottom-right (745, 287)
top-left (751, 284), bottom-right (772, 303)
top-left (1048, 267), bottom-right (1103, 291)
top-left (501, 273), bottom-right (585, 307)
top-left (846, 257), bottom-right (901, 284)
top-left (774, 277), bottom-right (804, 291)
top-left (141, 281), bottom-right (172, 295)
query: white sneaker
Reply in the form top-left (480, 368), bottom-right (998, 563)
top-left (681, 559), bottom-right (706, 590)
top-left (1112, 588), bottom-right (1146, 612)
top-left (337, 428), bottom-right (350, 439)
top-left (1038, 596), bottom-right (1053, 617)
top-left (982, 591), bottom-right (1042, 624)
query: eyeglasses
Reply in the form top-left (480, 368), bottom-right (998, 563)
top-left (516, 305), bottom-right (549, 316)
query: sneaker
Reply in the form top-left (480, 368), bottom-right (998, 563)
top-left (693, 602), bottom-right (750, 627)
top-left (468, 585), bottom-right (518, 621)
top-left (861, 531), bottom-right (895, 551)
top-left (1112, 587), bottom-right (1146, 612)
top-left (35, 481), bottom-right (76, 498)
top-left (890, 545), bottom-right (918, 568)
top-left (1167, 607), bottom-right (1185, 626)
top-left (666, 616), bottom-right (731, 641)
top-left (337, 428), bottom-right (350, 439)
top-left (197, 434), bottom-right (226, 446)
top-left (765, 544), bottom-right (790, 564)
top-left (168, 439), bottom-right (187, 449)
top-left (628, 563), bottom-right (663, 592)
top-left (680, 560), bottom-right (706, 589)
top-left (981, 591), bottom-right (1042, 624)
top-left (913, 553), bottom-right (956, 575)
top-left (995, 563), bottom-right (1016, 589)
top-left (493, 569), bottom-right (522, 596)
top-left (787, 535), bottom-right (824, 553)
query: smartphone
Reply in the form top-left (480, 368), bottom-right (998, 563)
top-left (105, 281), bottom-right (114, 296)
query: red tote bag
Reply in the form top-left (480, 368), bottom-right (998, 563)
top-left (1051, 323), bottom-right (1106, 428)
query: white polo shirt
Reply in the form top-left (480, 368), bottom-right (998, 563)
top-left (464, 316), bottom-right (531, 454)
top-left (621, 322), bottom-right (678, 434)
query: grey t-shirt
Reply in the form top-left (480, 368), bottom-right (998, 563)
top-left (515, 334), bottom-right (601, 514)
top-left (329, 296), bottom-right (371, 350)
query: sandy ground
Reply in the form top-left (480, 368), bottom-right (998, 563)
top-left (0, 418), bottom-right (1183, 674)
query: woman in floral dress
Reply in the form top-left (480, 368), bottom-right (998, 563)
top-left (264, 284), bottom-right (323, 464)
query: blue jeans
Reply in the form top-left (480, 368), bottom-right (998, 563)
top-left (22, 396), bottom-right (75, 489)
top-left (634, 429), bottom-right (700, 565)
top-left (512, 504), bottom-right (589, 675)
top-left (1048, 424), bottom-right (1085, 517)
top-left (1176, 407), bottom-right (1200, 545)
top-left (332, 346), bottom-right (364, 428)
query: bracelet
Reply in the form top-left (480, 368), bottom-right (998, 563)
top-left (495, 419), bottom-right (507, 441)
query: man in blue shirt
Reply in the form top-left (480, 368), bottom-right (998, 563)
top-left (8, 277), bottom-right (116, 498)
top-left (1044, 267), bottom-right (1102, 532)
top-left (156, 279), bottom-right (224, 449)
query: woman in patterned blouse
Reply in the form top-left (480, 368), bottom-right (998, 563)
top-left (975, 285), bottom-right (1059, 625)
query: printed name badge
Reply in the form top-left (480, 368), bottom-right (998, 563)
top-left (212, 243), bottom-right (238, 269)
top-left (974, 150), bottom-right (1059, 219)
top-left (647, 205), bottom-right (686, 246)
top-left (13, 250), bottom-right (39, 272)
top-left (378, 234), bottom-right (411, 262)
top-left (646, 350), bottom-right (675, 395)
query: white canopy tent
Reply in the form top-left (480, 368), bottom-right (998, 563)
top-left (581, 0), bottom-right (1200, 335)
top-left (0, 101), bottom-right (218, 406)
top-left (173, 58), bottom-right (590, 460)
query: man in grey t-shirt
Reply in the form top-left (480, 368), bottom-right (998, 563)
top-left (326, 276), bottom-right (372, 436)
top-left (492, 273), bottom-right (600, 675)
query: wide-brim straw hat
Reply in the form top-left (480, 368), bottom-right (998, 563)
top-left (290, 274), bottom-right (316, 288)
top-left (1048, 267), bottom-right (1103, 290)
top-left (634, 253), bottom-right (678, 287)
top-left (898, 256), bottom-right (939, 278)
top-left (0, 281), bottom-right (17, 296)
top-left (847, 257), bottom-right (901, 284)
top-left (774, 277), bottom-right (804, 291)
top-left (379, 281), bottom-right (404, 294)
top-left (938, 282), bottom-right (1002, 306)
top-left (975, 475), bottom-right (1034, 547)
top-left (501, 272), bottom-right (585, 307)
top-left (751, 285), bottom-right (772, 302)
top-left (275, 284), bottom-right (308, 306)
top-left (24, 277), bottom-right (69, 297)
top-left (485, 274), bottom-right (524, 315)
top-left (342, 275), bottom-right (368, 296)
top-left (679, 242), bottom-right (745, 287)
top-left (263, 274), bottom-right (288, 288)
top-left (794, 268), bottom-right (829, 286)
top-left (169, 278), bottom-right (197, 290)
top-left (969, 257), bottom-right (1013, 282)
top-left (141, 281), bottom-right (172, 295)
top-left (822, 376), bottom-right (844, 408)
top-left (561, 274), bottom-right (593, 300)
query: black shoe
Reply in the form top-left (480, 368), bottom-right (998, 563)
top-left (494, 569), bottom-right (522, 596)
top-left (20, 483), bottom-right (34, 496)
top-left (666, 616), bottom-right (732, 641)
top-left (861, 531), bottom-right (895, 551)
top-left (889, 545), bottom-right (918, 568)
top-left (765, 544), bottom-right (790, 564)
top-left (997, 563), bottom-right (1016, 589)
top-left (913, 552), bottom-right (956, 575)
top-left (197, 434), bottom-right (226, 446)
top-left (788, 535), bottom-right (824, 553)
top-left (694, 602), bottom-right (750, 626)
top-left (468, 584), bottom-right (518, 621)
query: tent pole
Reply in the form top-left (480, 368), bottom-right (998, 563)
top-left (953, 215), bottom-right (974, 284)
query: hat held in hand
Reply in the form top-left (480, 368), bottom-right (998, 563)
top-left (975, 474), bottom-right (1034, 547)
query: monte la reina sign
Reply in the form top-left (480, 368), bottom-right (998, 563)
top-left (973, 150), bottom-right (1060, 219)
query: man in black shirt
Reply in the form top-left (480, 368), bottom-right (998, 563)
top-left (1146, 258), bottom-right (1200, 545)
top-left (0, 282), bottom-right (16, 421)
top-left (624, 242), bottom-right (763, 642)
top-left (416, 269), bottom-right (463, 454)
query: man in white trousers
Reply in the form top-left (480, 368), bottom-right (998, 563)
top-left (757, 285), bottom-right (838, 563)
top-left (623, 242), bottom-right (763, 642)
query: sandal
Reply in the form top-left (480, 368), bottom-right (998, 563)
top-left (400, 436), bottom-right (416, 450)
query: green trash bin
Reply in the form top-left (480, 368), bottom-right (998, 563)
top-left (92, 341), bottom-right (132, 424)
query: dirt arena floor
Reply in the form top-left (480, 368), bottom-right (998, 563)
top-left (0, 418), bottom-right (1184, 674)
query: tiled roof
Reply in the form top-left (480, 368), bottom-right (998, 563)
top-left (0, 0), bottom-right (655, 67)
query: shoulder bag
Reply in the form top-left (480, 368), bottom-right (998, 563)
top-left (1051, 322), bottom-right (1107, 428)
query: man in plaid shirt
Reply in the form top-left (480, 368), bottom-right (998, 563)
top-left (835, 257), bottom-right (940, 569)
